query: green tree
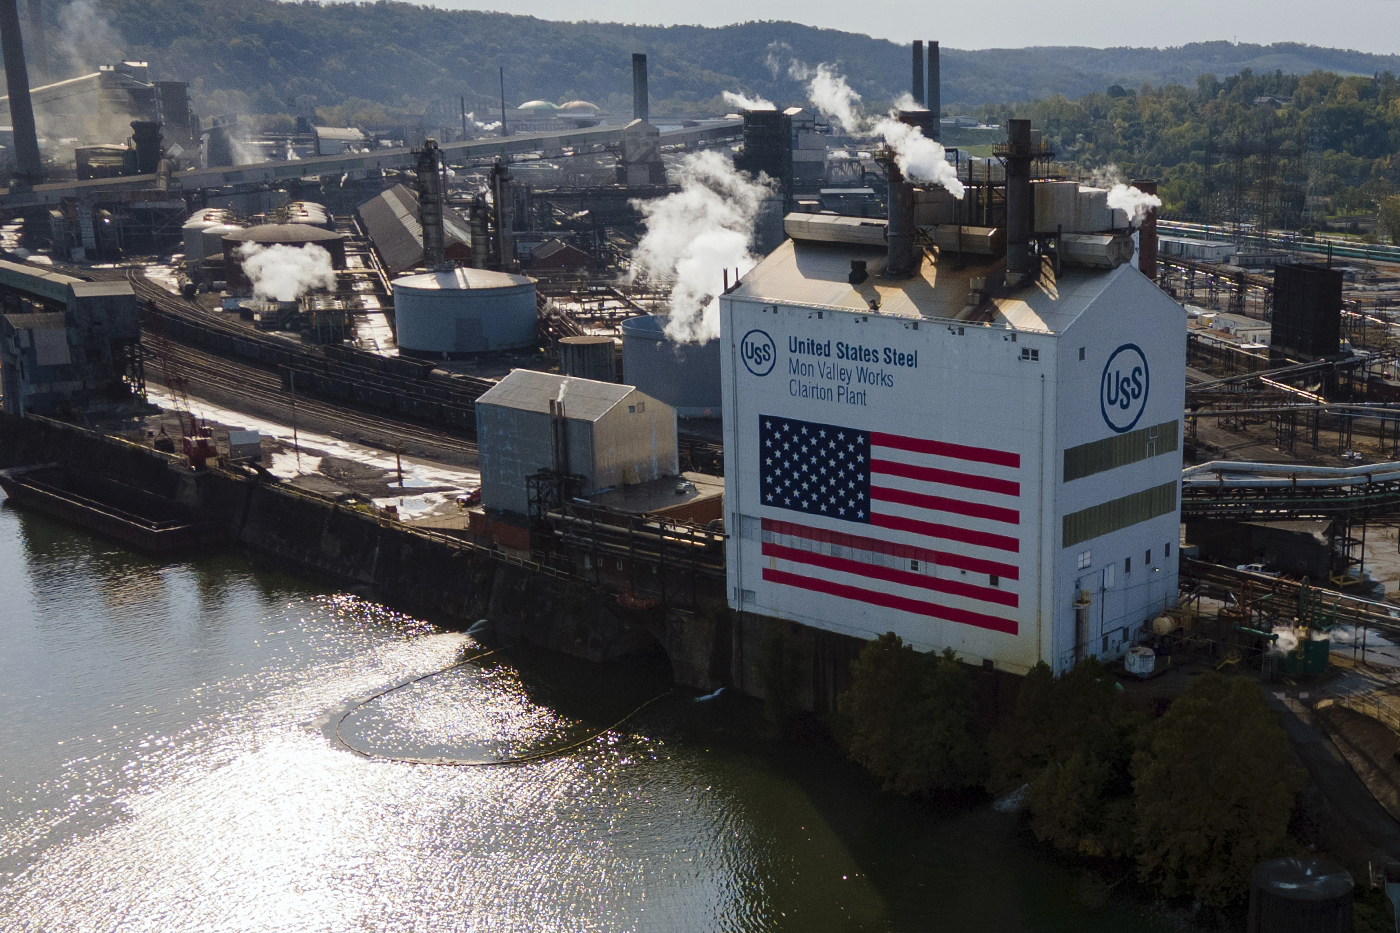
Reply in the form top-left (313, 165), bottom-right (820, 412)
top-left (988, 659), bottom-right (1144, 857)
top-left (1379, 194), bottom-right (1400, 244)
top-left (842, 634), bottom-right (985, 794)
top-left (1133, 673), bottom-right (1304, 906)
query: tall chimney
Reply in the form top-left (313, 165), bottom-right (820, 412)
top-left (0, 0), bottom-right (43, 187)
top-left (1133, 178), bottom-right (1159, 280)
top-left (416, 138), bottom-right (447, 270)
top-left (130, 120), bottom-right (163, 174)
top-left (928, 41), bottom-right (941, 141)
top-left (632, 53), bottom-right (649, 124)
top-left (23, 0), bottom-right (42, 78)
top-left (1004, 118), bottom-right (1033, 285)
top-left (911, 41), bottom-right (925, 108)
top-left (490, 158), bottom-right (514, 270)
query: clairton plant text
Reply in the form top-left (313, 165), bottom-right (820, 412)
top-left (787, 336), bottom-right (916, 406)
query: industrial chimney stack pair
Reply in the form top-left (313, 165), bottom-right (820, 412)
top-left (885, 39), bottom-right (942, 278)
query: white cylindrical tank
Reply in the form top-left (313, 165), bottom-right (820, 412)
top-left (620, 313), bottom-right (721, 419)
top-left (392, 267), bottom-right (537, 355)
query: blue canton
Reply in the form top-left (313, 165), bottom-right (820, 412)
top-left (759, 415), bottom-right (871, 524)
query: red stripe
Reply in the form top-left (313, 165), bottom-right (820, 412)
top-left (764, 542), bottom-right (1018, 607)
top-left (871, 485), bottom-right (1020, 525)
top-left (871, 459), bottom-right (1020, 497)
top-left (871, 432), bottom-right (1020, 469)
top-left (871, 512), bottom-right (1020, 553)
top-left (761, 517), bottom-right (1020, 580)
top-left (762, 567), bottom-right (1018, 635)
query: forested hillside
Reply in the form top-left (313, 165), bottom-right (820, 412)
top-left (977, 69), bottom-right (1400, 230)
top-left (35, 0), bottom-right (1400, 126)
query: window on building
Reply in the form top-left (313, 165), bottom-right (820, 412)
top-left (1020, 347), bottom-right (1039, 362)
top-left (1125, 556), bottom-right (1132, 574)
top-left (1165, 542), bottom-right (1172, 558)
top-left (1146, 548), bottom-right (1152, 565)
top-left (1104, 563), bottom-right (1115, 587)
top-left (989, 574), bottom-right (1000, 587)
top-left (1079, 346), bottom-right (1086, 361)
top-left (1076, 550), bottom-right (1092, 570)
top-left (910, 559), bottom-right (919, 572)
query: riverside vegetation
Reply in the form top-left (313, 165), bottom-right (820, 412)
top-left (839, 634), bottom-right (1307, 909)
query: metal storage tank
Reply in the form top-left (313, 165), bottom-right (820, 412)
top-left (620, 314), bottom-right (721, 419)
top-left (1247, 858), bottom-right (1352, 933)
top-left (392, 268), bottom-right (537, 356)
top-left (559, 335), bottom-right (616, 382)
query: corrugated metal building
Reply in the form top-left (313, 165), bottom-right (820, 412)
top-left (357, 184), bottom-right (472, 276)
top-left (719, 224), bottom-right (1186, 675)
top-left (475, 369), bottom-right (678, 517)
top-left (0, 261), bottom-right (141, 415)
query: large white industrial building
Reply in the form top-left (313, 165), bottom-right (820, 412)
top-left (719, 124), bottom-right (1185, 674)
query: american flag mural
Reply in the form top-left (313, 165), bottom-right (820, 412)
top-left (757, 414), bottom-right (1022, 635)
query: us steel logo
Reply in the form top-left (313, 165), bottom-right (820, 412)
top-left (1100, 343), bottom-right (1149, 433)
top-left (741, 329), bottom-right (776, 376)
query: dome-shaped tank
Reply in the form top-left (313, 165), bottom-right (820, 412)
top-left (620, 314), bottom-right (721, 419)
top-left (1247, 858), bottom-right (1353, 933)
top-left (392, 267), bottom-right (537, 356)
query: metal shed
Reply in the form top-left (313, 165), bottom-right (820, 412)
top-left (474, 369), bottom-right (678, 518)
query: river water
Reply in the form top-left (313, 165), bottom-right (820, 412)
top-left (0, 498), bottom-right (1176, 932)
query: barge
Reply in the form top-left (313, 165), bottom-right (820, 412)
top-left (0, 464), bottom-right (226, 553)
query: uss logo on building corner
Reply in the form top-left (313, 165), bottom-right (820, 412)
top-left (1100, 344), bottom-right (1149, 433)
top-left (741, 329), bottom-right (776, 376)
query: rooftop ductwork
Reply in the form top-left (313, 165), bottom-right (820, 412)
top-left (0, 0), bottom-right (43, 188)
top-left (1002, 119), bottom-right (1033, 286)
top-left (632, 53), bottom-right (649, 124)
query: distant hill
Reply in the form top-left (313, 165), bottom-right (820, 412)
top-left (37, 0), bottom-right (1400, 124)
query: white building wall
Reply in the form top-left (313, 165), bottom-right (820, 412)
top-left (720, 297), bottom-right (1053, 674)
top-left (1052, 268), bottom-right (1187, 671)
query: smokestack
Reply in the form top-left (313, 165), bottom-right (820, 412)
top-left (416, 138), bottom-right (447, 270)
top-left (491, 158), bottom-right (514, 270)
top-left (884, 160), bottom-right (915, 279)
top-left (632, 53), bottom-right (649, 124)
top-left (23, 0), bottom-right (42, 78)
top-left (1133, 178), bottom-right (1159, 280)
top-left (1004, 118), bottom-right (1033, 285)
top-left (927, 41), bottom-right (941, 141)
top-left (911, 41), bottom-right (925, 108)
top-left (0, 0), bottom-right (43, 188)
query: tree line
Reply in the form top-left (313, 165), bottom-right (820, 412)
top-left (968, 68), bottom-right (1400, 238)
top-left (839, 634), bottom-right (1305, 909)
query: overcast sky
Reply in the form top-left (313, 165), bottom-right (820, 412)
top-left (424, 0), bottom-right (1400, 56)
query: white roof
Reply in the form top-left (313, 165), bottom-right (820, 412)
top-left (728, 238), bottom-right (1130, 335)
top-left (392, 267), bottom-right (533, 291)
top-left (475, 369), bottom-right (636, 422)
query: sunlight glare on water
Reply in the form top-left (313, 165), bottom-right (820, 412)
top-left (0, 499), bottom-right (1172, 933)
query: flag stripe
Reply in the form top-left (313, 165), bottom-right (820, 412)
top-left (763, 542), bottom-right (1018, 607)
top-left (761, 517), bottom-right (1020, 580)
top-left (871, 512), bottom-right (1021, 553)
top-left (763, 567), bottom-right (1019, 635)
top-left (871, 432), bottom-right (1020, 469)
top-left (871, 459), bottom-right (1021, 497)
top-left (871, 485), bottom-right (1020, 525)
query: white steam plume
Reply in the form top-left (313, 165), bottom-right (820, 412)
top-left (891, 92), bottom-right (926, 112)
top-left (872, 116), bottom-right (965, 197)
top-left (722, 91), bottom-right (776, 112)
top-left (238, 243), bottom-right (336, 302)
top-left (790, 61), bottom-right (862, 135)
top-left (56, 0), bottom-right (125, 77)
top-left (1107, 183), bottom-right (1162, 224)
top-left (466, 111), bottom-right (502, 133)
top-left (786, 57), bottom-right (963, 199)
top-left (630, 150), bottom-right (775, 344)
top-left (1270, 627), bottom-right (1299, 655)
top-left (764, 41), bottom-right (793, 79)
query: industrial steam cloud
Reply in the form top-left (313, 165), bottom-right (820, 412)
top-left (238, 243), bottom-right (336, 303)
top-left (630, 151), bottom-right (775, 345)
